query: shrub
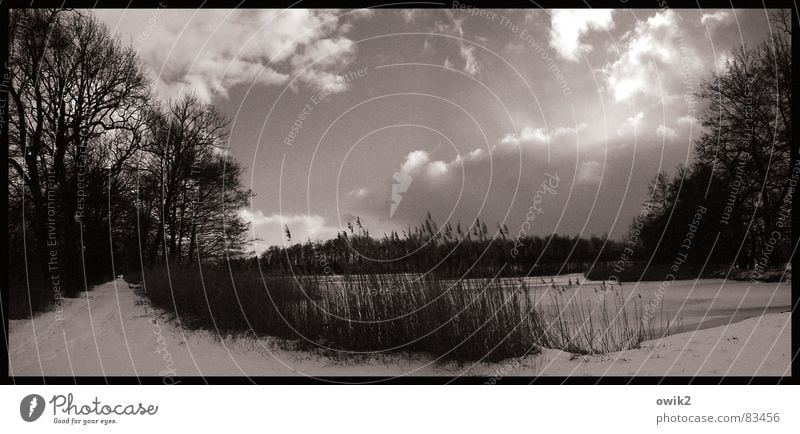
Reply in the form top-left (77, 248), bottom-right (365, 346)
top-left (137, 265), bottom-right (654, 362)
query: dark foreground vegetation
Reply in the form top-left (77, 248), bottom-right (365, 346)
top-left (130, 265), bottom-right (662, 362)
top-left (8, 10), bottom-right (250, 317)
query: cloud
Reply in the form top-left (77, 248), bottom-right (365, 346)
top-left (460, 44), bottom-right (481, 76)
top-left (549, 9), bottom-right (615, 61)
top-left (504, 41), bottom-right (527, 55)
top-left (499, 123), bottom-right (587, 148)
top-left (239, 209), bottom-right (340, 251)
top-left (96, 9), bottom-right (362, 102)
top-left (700, 11), bottom-right (732, 28)
top-left (715, 50), bottom-right (733, 72)
top-left (289, 37), bottom-right (357, 94)
top-left (677, 115), bottom-right (697, 126)
top-left (348, 187), bottom-right (369, 198)
top-left (434, 11), bottom-right (484, 76)
top-left (576, 161), bottom-right (604, 183)
top-left (395, 150), bottom-right (455, 180)
top-left (656, 125), bottom-right (677, 140)
top-left (603, 10), bottom-right (700, 103)
top-left (617, 112), bottom-right (644, 136)
top-left (398, 9), bottom-right (425, 24)
top-left (346, 121), bottom-right (594, 225)
top-left (421, 39), bottom-right (435, 57)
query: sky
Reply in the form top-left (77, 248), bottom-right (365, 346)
top-left (93, 8), bottom-right (782, 252)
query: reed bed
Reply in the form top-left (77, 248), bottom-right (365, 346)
top-left (538, 281), bottom-right (679, 354)
top-left (134, 265), bottom-right (666, 362)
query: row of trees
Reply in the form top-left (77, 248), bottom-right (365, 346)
top-left (7, 10), bottom-right (251, 317)
top-left (258, 213), bottom-right (626, 277)
top-left (630, 11), bottom-right (793, 272)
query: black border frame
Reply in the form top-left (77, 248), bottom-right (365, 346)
top-left (1, 0), bottom-right (797, 385)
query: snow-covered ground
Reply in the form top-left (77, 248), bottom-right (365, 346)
top-left (8, 278), bottom-right (791, 377)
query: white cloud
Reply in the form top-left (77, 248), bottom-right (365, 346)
top-left (401, 150), bottom-right (432, 173)
top-left (426, 160), bottom-right (449, 177)
top-left (504, 41), bottom-right (527, 55)
top-left (499, 133), bottom-right (520, 146)
top-left (348, 122), bottom-right (598, 226)
top-left (550, 9), bottom-right (615, 61)
top-left (603, 10), bottom-right (699, 103)
top-left (656, 125), bottom-right (677, 140)
top-left (499, 123), bottom-right (587, 148)
top-left (434, 11), bottom-right (483, 76)
top-left (617, 112), bottom-right (644, 136)
top-left (677, 115), bottom-right (697, 126)
top-left (460, 44), bottom-right (481, 76)
top-left (239, 209), bottom-right (340, 251)
top-left (396, 150), bottom-right (454, 180)
top-left (398, 9), bottom-right (425, 24)
top-left (348, 187), bottom-right (369, 198)
top-left (289, 37), bottom-right (357, 94)
top-left (520, 126), bottom-right (550, 143)
top-left (715, 51), bottom-right (732, 72)
top-left (577, 161), bottom-right (604, 184)
top-left (421, 39), bottom-right (435, 56)
top-left (96, 9), bottom-right (361, 102)
top-left (701, 11), bottom-right (732, 28)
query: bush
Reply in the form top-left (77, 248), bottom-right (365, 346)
top-left (137, 265), bottom-right (655, 362)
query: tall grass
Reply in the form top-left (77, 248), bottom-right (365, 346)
top-left (539, 281), bottom-right (677, 354)
top-left (134, 265), bottom-right (662, 362)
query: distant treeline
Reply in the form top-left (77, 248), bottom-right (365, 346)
top-left (255, 214), bottom-right (625, 278)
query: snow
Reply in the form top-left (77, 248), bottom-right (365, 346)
top-left (8, 278), bottom-right (791, 377)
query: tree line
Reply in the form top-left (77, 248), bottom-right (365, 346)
top-left (254, 213), bottom-right (625, 277)
top-left (7, 10), bottom-right (251, 317)
top-left (627, 10), bottom-right (793, 277)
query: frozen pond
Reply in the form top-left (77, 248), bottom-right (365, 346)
top-left (317, 272), bottom-right (791, 337)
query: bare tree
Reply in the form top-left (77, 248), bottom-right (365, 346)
top-left (139, 95), bottom-right (250, 264)
top-left (694, 14), bottom-right (792, 267)
top-left (8, 9), bottom-right (150, 295)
